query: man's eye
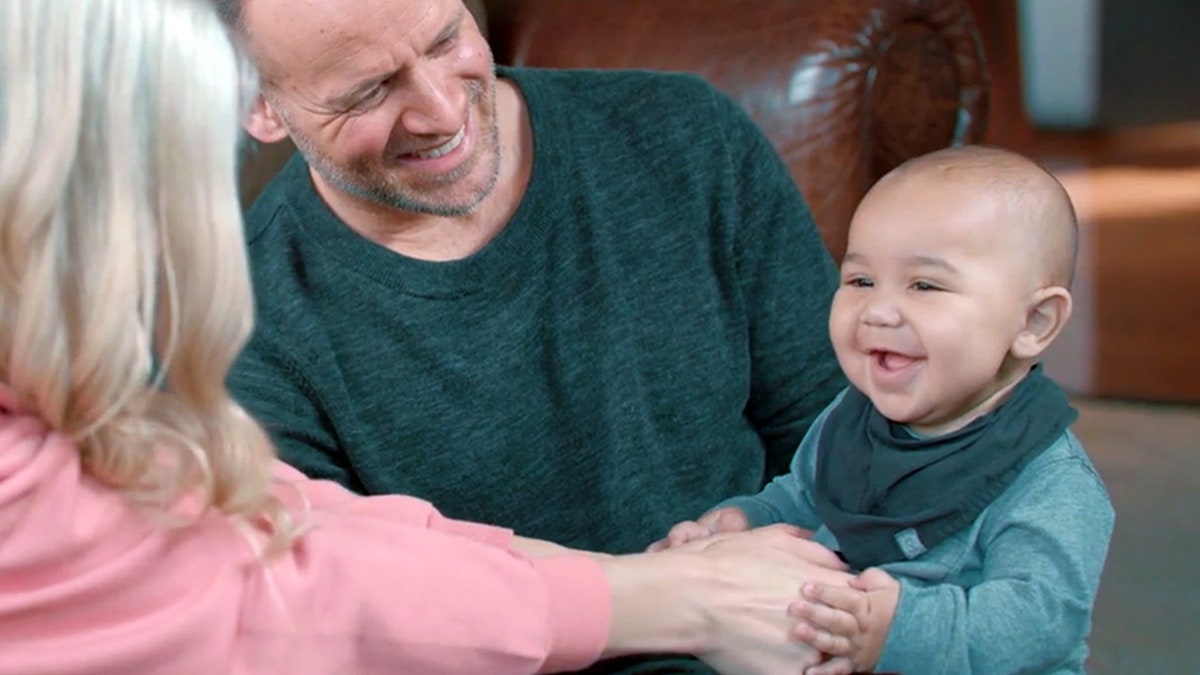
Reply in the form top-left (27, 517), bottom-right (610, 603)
top-left (361, 86), bottom-right (385, 103)
top-left (347, 84), bottom-right (386, 111)
top-left (433, 30), bottom-right (460, 54)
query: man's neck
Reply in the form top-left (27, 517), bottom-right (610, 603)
top-left (314, 78), bottom-right (532, 262)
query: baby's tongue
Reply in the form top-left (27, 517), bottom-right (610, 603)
top-left (882, 352), bottom-right (917, 370)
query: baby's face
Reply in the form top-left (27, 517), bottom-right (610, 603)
top-left (830, 175), bottom-right (1035, 435)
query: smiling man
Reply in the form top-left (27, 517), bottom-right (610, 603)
top-left (235, 0), bottom-right (513, 257)
top-left (219, 0), bottom-right (847, 671)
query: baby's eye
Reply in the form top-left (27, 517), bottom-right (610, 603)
top-left (844, 277), bottom-right (873, 288)
top-left (911, 280), bottom-right (939, 292)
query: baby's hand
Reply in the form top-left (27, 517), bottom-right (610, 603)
top-left (790, 567), bottom-right (900, 675)
top-left (645, 507), bottom-right (750, 552)
top-left (645, 520), bottom-right (713, 552)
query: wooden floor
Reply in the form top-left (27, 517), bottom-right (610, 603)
top-left (1023, 121), bottom-right (1200, 404)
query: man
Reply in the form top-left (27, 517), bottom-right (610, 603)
top-left (220, 0), bottom-right (845, 670)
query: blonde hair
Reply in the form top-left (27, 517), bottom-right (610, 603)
top-left (0, 0), bottom-right (292, 549)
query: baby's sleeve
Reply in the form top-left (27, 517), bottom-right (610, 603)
top-left (716, 390), bottom-right (846, 529)
top-left (874, 440), bottom-right (1114, 674)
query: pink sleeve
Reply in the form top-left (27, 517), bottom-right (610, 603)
top-left (271, 459), bottom-right (515, 547)
top-left (0, 418), bottom-right (610, 675)
top-left (236, 500), bottom-right (611, 674)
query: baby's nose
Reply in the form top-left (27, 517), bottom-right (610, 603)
top-left (861, 297), bottom-right (902, 327)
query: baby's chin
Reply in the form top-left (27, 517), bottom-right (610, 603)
top-left (870, 398), bottom-right (963, 436)
top-left (861, 389), bottom-right (922, 421)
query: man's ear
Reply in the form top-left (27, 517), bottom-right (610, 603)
top-left (1011, 286), bottom-right (1073, 360)
top-left (244, 93), bottom-right (290, 144)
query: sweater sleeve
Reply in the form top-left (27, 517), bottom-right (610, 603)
top-left (236, 493), bottom-right (611, 675)
top-left (874, 446), bottom-right (1114, 674)
top-left (716, 391), bottom-right (846, 529)
top-left (271, 459), bottom-right (514, 547)
top-left (708, 86), bottom-right (848, 479)
top-left (0, 410), bottom-right (610, 675)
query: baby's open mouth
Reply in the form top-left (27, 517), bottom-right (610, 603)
top-left (872, 349), bottom-right (919, 371)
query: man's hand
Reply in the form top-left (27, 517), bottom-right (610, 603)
top-left (788, 567), bottom-right (900, 675)
top-left (646, 507), bottom-right (752, 552)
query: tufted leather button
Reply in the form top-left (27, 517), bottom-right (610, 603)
top-left (866, 0), bottom-right (988, 178)
top-left (484, 0), bottom-right (988, 262)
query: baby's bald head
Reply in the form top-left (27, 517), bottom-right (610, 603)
top-left (880, 145), bottom-right (1079, 289)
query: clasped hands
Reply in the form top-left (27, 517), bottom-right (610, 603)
top-left (648, 509), bottom-right (900, 675)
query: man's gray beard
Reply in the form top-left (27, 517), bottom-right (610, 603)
top-left (303, 115), bottom-right (502, 217)
top-left (283, 72), bottom-right (502, 218)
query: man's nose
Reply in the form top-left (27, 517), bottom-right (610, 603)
top-left (399, 68), bottom-right (462, 136)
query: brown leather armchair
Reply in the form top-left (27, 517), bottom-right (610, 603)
top-left (238, 0), bottom-right (990, 262)
top-left (483, 0), bottom-right (988, 261)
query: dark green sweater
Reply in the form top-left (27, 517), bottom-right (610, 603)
top-left (231, 66), bottom-right (844, 556)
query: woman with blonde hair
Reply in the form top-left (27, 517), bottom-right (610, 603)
top-left (0, 0), bottom-right (849, 672)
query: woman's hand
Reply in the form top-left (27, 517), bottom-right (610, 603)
top-left (682, 526), bottom-right (851, 674)
top-left (598, 525), bottom-right (851, 674)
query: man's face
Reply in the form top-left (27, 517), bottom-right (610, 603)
top-left (245, 0), bottom-right (499, 216)
top-left (828, 174), bottom-right (1035, 436)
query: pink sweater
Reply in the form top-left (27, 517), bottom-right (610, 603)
top-left (0, 387), bottom-right (609, 674)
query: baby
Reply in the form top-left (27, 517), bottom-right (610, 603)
top-left (652, 145), bottom-right (1115, 675)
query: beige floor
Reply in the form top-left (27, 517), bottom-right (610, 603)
top-left (1073, 398), bottom-right (1200, 674)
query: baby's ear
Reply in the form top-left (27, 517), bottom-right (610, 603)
top-left (243, 93), bottom-right (291, 145)
top-left (1011, 286), bottom-right (1073, 360)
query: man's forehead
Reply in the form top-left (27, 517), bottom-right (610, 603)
top-left (243, 0), bottom-right (445, 81)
